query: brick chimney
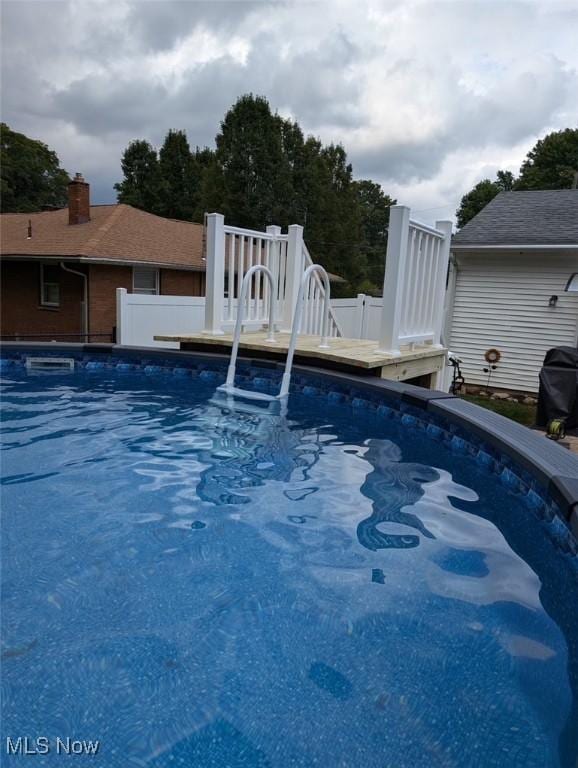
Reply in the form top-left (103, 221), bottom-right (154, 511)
top-left (68, 173), bottom-right (90, 225)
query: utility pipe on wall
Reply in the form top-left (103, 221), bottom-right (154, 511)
top-left (441, 253), bottom-right (458, 348)
top-left (60, 262), bottom-right (88, 342)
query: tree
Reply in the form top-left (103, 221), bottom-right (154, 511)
top-left (456, 169), bottom-right (515, 229)
top-left (495, 170), bottom-right (515, 191)
top-left (296, 142), bottom-right (363, 294)
top-left (456, 128), bottom-right (578, 228)
top-left (456, 180), bottom-right (498, 229)
top-left (158, 129), bottom-right (198, 220)
top-left (214, 94), bottom-right (293, 230)
top-left (515, 128), bottom-right (578, 190)
top-left (354, 180), bottom-right (396, 293)
top-left (114, 140), bottom-right (161, 213)
top-left (195, 154), bottom-right (224, 221)
top-left (113, 94), bottom-right (400, 294)
top-left (1, 123), bottom-right (70, 213)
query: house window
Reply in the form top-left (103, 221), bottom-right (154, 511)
top-left (40, 264), bottom-right (61, 307)
top-left (133, 267), bottom-right (159, 295)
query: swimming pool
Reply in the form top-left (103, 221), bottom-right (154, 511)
top-left (1, 346), bottom-right (578, 767)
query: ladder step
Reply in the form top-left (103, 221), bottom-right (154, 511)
top-left (211, 389), bottom-right (287, 417)
top-left (217, 384), bottom-right (281, 402)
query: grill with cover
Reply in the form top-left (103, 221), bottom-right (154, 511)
top-left (536, 346), bottom-right (578, 436)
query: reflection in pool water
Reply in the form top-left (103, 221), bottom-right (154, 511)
top-left (1, 367), bottom-right (577, 768)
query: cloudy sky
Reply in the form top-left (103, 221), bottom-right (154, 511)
top-left (2, 0), bottom-right (578, 224)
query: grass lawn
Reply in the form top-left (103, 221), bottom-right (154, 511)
top-left (462, 394), bottom-right (537, 427)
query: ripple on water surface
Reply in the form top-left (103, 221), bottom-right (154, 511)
top-left (1, 368), bottom-right (577, 768)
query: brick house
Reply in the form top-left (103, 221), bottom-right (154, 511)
top-left (1, 174), bottom-right (206, 342)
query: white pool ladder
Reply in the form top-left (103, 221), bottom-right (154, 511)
top-left (218, 263), bottom-right (332, 401)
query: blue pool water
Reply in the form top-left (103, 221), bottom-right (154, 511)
top-left (1, 365), bottom-right (577, 767)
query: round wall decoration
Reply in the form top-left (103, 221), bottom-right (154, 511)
top-left (484, 348), bottom-right (501, 364)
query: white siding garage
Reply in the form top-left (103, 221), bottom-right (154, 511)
top-left (449, 252), bottom-right (578, 393)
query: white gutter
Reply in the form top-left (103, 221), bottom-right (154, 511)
top-left (2, 255), bottom-right (204, 271)
top-left (60, 262), bottom-right (88, 342)
top-left (451, 244), bottom-right (578, 251)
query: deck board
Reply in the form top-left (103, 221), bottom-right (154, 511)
top-left (153, 331), bottom-right (446, 371)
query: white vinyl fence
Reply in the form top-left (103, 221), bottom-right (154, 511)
top-left (117, 289), bottom-right (384, 349)
top-left (331, 295), bottom-right (383, 340)
top-left (116, 290), bottom-right (281, 348)
top-left (116, 289), bottom-right (205, 348)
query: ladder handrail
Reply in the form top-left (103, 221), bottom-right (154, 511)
top-left (221, 263), bottom-right (332, 401)
top-left (302, 243), bottom-right (343, 337)
top-left (280, 264), bottom-right (331, 397)
top-left (224, 265), bottom-right (277, 389)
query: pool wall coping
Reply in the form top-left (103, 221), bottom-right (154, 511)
top-left (2, 341), bottom-right (578, 535)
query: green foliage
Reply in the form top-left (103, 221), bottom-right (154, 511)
top-left (302, 143), bottom-right (364, 294)
top-left (200, 95), bottom-right (391, 294)
top-left (1, 123), bottom-right (70, 213)
top-left (195, 154), bottom-right (224, 220)
top-left (456, 168), bottom-right (514, 229)
top-left (515, 128), bottom-right (578, 190)
top-left (198, 95), bottom-right (380, 292)
top-left (456, 179), bottom-right (500, 229)
top-left (158, 130), bottom-right (198, 220)
top-left (456, 128), bottom-right (578, 228)
top-left (353, 180), bottom-right (396, 292)
top-left (115, 94), bottom-right (396, 292)
top-left (495, 170), bottom-right (515, 191)
top-left (463, 395), bottom-right (536, 427)
top-left (114, 139), bottom-right (161, 213)
top-left (211, 95), bottom-right (293, 229)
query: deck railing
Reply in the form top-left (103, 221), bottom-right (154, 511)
top-left (378, 206), bottom-right (452, 355)
top-left (203, 214), bottom-right (342, 338)
top-left (222, 224), bottom-right (287, 328)
top-left (301, 243), bottom-right (341, 338)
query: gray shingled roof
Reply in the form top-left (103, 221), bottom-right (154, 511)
top-left (452, 189), bottom-right (578, 247)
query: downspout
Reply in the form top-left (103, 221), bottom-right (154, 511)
top-left (60, 262), bottom-right (88, 342)
top-left (438, 252), bottom-right (459, 392)
top-left (441, 252), bottom-right (458, 348)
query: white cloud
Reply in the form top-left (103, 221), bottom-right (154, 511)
top-left (1, 0), bottom-right (577, 222)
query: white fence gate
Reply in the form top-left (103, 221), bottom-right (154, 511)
top-left (331, 295), bottom-right (383, 340)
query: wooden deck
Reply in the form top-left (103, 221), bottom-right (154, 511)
top-left (154, 331), bottom-right (447, 384)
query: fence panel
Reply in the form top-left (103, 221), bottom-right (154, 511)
top-left (331, 296), bottom-right (365, 338)
top-left (331, 295), bottom-right (384, 340)
top-left (116, 289), bottom-right (205, 348)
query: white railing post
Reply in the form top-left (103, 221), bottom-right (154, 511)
top-left (378, 205), bottom-right (410, 355)
top-left (281, 224), bottom-right (304, 332)
top-left (432, 220), bottom-right (453, 347)
top-left (203, 212), bottom-right (225, 335)
top-left (266, 224), bottom-right (282, 322)
top-left (357, 293), bottom-right (367, 338)
top-left (116, 287), bottom-right (127, 345)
